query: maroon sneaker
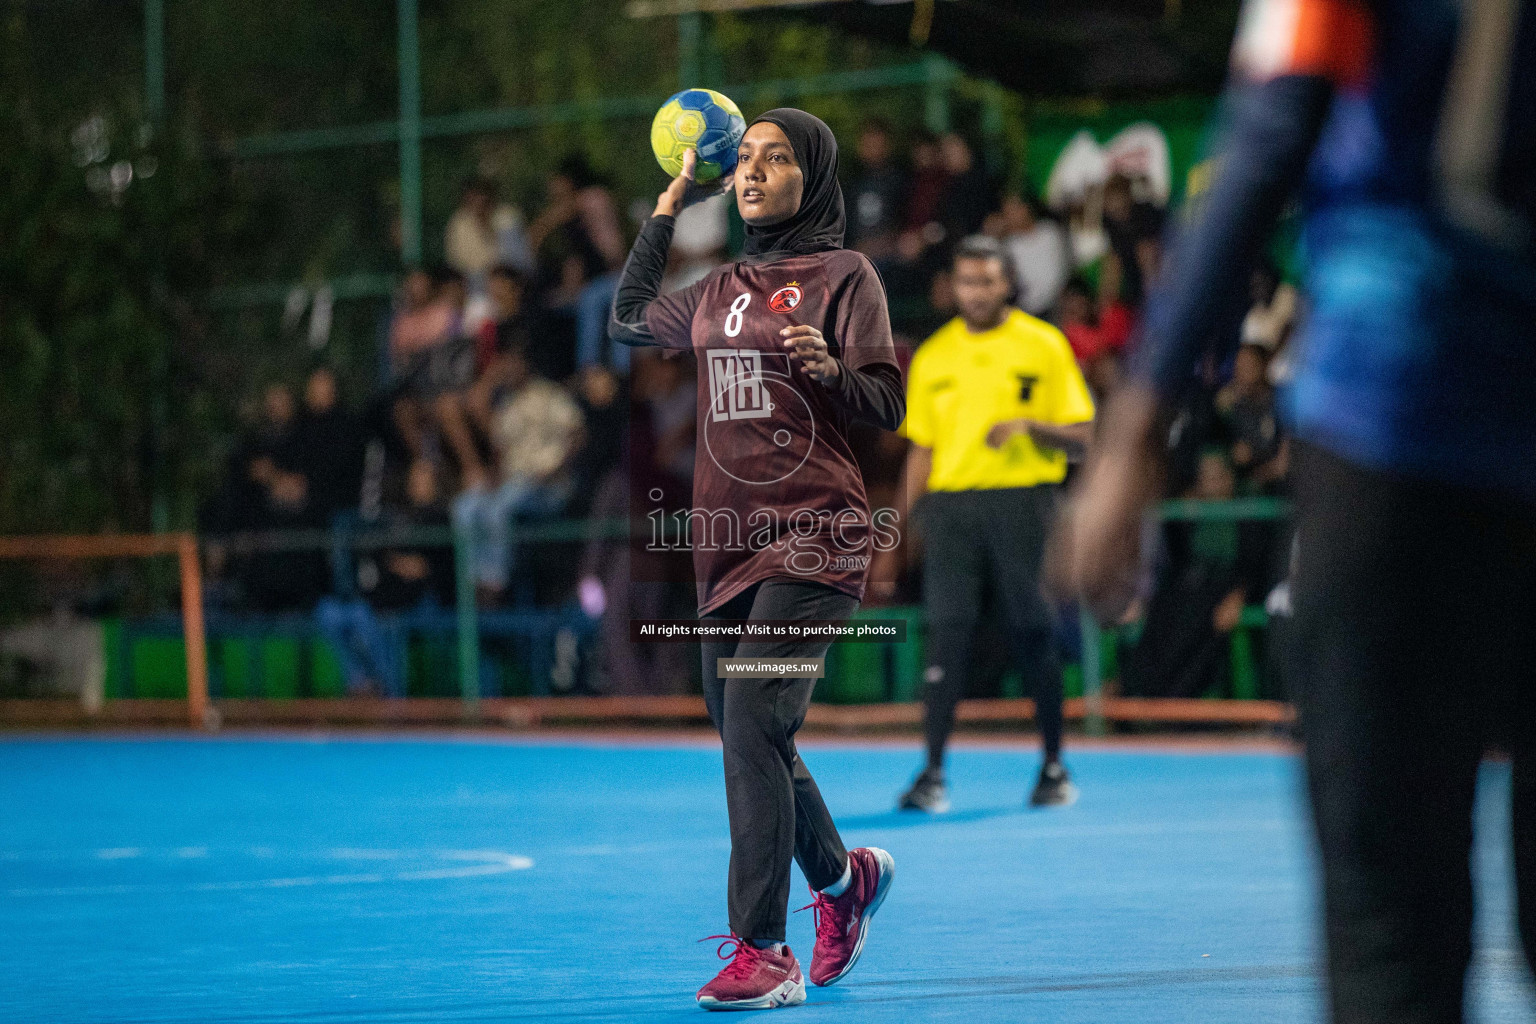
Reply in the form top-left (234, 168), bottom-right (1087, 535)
top-left (695, 935), bottom-right (806, 1011)
top-left (804, 846), bottom-right (895, 986)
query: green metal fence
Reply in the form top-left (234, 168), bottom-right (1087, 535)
top-left (1077, 496), bottom-right (1289, 734)
top-left (132, 0), bottom-right (972, 305)
top-left (93, 498), bottom-right (1292, 720)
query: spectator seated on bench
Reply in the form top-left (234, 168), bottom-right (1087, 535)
top-left (316, 460), bottom-right (453, 697)
top-left (455, 342), bottom-right (584, 604)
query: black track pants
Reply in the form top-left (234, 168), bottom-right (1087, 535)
top-left (701, 578), bottom-right (856, 942)
top-left (918, 486), bottom-right (1063, 768)
top-left (1291, 443), bottom-right (1536, 1024)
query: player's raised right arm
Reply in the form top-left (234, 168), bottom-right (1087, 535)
top-left (653, 147), bottom-right (731, 218)
top-left (609, 149), bottom-right (733, 348)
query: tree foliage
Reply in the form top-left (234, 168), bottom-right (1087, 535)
top-left (0, 0), bottom-right (1033, 535)
top-left (0, 110), bottom-right (248, 533)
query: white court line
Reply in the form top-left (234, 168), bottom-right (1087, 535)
top-left (326, 848), bottom-right (409, 860)
top-left (4, 850), bottom-right (533, 898)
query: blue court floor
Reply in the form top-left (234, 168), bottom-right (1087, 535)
top-left (2, 735), bottom-right (1532, 1023)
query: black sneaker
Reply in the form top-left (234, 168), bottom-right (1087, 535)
top-left (1029, 761), bottom-right (1078, 808)
top-left (897, 769), bottom-right (951, 813)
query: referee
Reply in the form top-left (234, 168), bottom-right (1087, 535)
top-left (882, 235), bottom-right (1094, 812)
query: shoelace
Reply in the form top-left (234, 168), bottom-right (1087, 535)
top-left (795, 888), bottom-right (854, 941)
top-left (699, 934), bottom-right (768, 979)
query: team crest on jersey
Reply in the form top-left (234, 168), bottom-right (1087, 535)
top-left (768, 283), bottom-right (802, 313)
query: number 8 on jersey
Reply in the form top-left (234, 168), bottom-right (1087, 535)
top-left (724, 293), bottom-right (751, 338)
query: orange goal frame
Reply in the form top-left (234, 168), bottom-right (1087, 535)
top-left (0, 533), bottom-right (209, 729)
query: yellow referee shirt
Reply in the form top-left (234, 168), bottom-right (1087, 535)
top-left (903, 309), bottom-right (1094, 492)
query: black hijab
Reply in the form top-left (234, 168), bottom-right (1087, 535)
top-left (742, 108), bottom-right (846, 258)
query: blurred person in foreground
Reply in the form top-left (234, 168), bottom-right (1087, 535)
top-left (1072, 4), bottom-right (1536, 1022)
top-left (875, 235), bottom-right (1094, 813)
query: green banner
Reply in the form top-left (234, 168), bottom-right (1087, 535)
top-left (1023, 95), bottom-right (1217, 208)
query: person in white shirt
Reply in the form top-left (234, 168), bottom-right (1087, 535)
top-left (998, 194), bottom-right (1071, 316)
top-left (444, 177), bottom-right (533, 291)
top-left (451, 345), bottom-right (584, 598)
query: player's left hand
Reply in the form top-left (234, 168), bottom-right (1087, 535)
top-left (782, 325), bottom-right (840, 382)
top-left (984, 418), bottom-right (1033, 448)
top-left (1212, 588), bottom-right (1246, 633)
top-left (1070, 385), bottom-right (1165, 623)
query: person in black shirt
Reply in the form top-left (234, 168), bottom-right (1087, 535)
top-left (934, 133), bottom-right (996, 254)
top-left (289, 366), bottom-right (365, 527)
top-left (1218, 344), bottom-right (1288, 494)
top-left (1100, 174), bottom-right (1165, 308)
top-left (315, 459), bottom-right (452, 697)
top-left (845, 120), bottom-right (907, 265)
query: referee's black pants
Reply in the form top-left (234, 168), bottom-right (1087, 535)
top-left (1291, 443), bottom-right (1536, 1024)
top-left (917, 485), bottom-right (1063, 768)
top-left (701, 578), bottom-right (855, 943)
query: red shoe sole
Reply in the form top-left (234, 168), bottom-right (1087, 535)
top-left (697, 974), bottom-right (806, 1010)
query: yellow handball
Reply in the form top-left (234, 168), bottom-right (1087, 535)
top-left (650, 88), bottom-right (746, 183)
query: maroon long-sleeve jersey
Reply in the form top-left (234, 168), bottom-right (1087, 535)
top-left (645, 249), bottom-right (901, 613)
